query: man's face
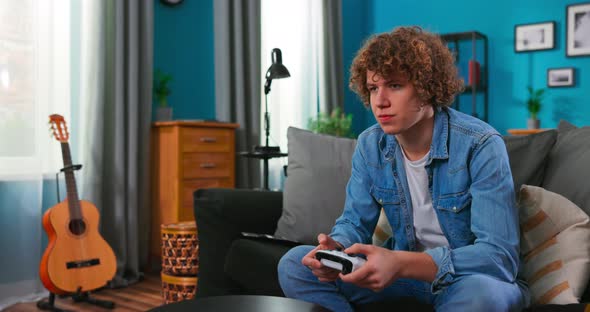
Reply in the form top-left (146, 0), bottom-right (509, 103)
top-left (366, 70), bottom-right (429, 135)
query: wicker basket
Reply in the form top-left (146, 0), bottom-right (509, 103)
top-left (161, 221), bottom-right (199, 276)
top-left (161, 271), bottom-right (197, 304)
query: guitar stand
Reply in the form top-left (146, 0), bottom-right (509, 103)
top-left (37, 288), bottom-right (115, 311)
top-left (71, 290), bottom-right (115, 309)
top-left (54, 165), bottom-right (83, 203)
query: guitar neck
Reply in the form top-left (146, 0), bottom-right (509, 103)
top-left (60, 142), bottom-right (82, 220)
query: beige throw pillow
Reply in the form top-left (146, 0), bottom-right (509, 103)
top-left (518, 185), bottom-right (590, 305)
top-left (372, 208), bottom-right (392, 247)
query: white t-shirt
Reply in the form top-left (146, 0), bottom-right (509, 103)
top-left (401, 148), bottom-right (449, 251)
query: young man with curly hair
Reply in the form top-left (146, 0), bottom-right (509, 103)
top-left (278, 26), bottom-right (530, 311)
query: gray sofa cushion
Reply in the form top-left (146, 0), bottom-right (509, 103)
top-left (542, 125), bottom-right (590, 217)
top-left (274, 127), bottom-right (357, 245)
top-left (557, 120), bottom-right (577, 132)
top-left (503, 130), bottom-right (558, 191)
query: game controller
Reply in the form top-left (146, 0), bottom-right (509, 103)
top-left (315, 250), bottom-right (366, 274)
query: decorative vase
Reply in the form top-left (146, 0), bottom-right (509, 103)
top-left (157, 107), bottom-right (173, 121)
top-left (527, 118), bottom-right (540, 129)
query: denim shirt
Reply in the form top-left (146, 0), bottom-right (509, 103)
top-left (329, 107), bottom-right (521, 293)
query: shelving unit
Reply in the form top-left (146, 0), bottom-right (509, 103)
top-left (441, 31), bottom-right (489, 122)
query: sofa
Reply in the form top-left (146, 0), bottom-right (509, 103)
top-left (193, 122), bottom-right (590, 311)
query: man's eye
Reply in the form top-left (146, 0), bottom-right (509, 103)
top-left (368, 86), bottom-right (377, 92)
top-left (389, 84), bottom-right (401, 89)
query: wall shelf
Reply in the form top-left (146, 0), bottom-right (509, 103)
top-left (441, 31), bottom-right (489, 122)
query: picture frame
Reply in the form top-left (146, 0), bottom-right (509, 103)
top-left (566, 2), bottom-right (590, 57)
top-left (547, 67), bottom-right (575, 87)
top-left (514, 22), bottom-right (555, 52)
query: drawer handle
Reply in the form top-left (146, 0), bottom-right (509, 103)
top-left (200, 163), bottom-right (217, 169)
top-left (200, 137), bottom-right (217, 143)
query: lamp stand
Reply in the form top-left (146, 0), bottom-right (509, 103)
top-left (244, 90), bottom-right (285, 190)
top-left (254, 91), bottom-right (280, 154)
top-left (239, 55), bottom-right (289, 190)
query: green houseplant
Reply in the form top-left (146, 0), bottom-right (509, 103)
top-left (526, 86), bottom-right (545, 129)
top-left (154, 69), bottom-right (173, 120)
top-left (307, 107), bottom-right (355, 138)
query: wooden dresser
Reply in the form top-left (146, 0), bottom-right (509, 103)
top-left (150, 121), bottom-right (239, 261)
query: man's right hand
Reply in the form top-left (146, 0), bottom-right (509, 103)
top-left (301, 233), bottom-right (344, 282)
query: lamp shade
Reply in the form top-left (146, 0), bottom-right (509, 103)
top-left (265, 48), bottom-right (290, 80)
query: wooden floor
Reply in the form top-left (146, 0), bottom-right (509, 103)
top-left (3, 274), bottom-right (164, 312)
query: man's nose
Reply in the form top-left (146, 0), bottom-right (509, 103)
top-left (373, 90), bottom-right (389, 108)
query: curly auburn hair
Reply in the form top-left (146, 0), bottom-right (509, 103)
top-left (349, 26), bottom-right (464, 108)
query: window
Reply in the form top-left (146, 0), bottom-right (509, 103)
top-left (0, 0), bottom-right (70, 178)
top-left (261, 0), bottom-right (325, 189)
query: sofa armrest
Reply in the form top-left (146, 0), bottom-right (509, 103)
top-left (193, 188), bottom-right (283, 297)
top-left (194, 188), bottom-right (283, 234)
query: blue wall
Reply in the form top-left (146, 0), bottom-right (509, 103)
top-left (342, 0), bottom-right (374, 135)
top-left (364, 0), bottom-right (590, 134)
top-left (153, 1), bottom-right (216, 121)
top-left (154, 0), bottom-right (589, 134)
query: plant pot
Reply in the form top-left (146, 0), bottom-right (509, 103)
top-left (527, 118), bottom-right (540, 129)
top-left (157, 107), bottom-right (173, 121)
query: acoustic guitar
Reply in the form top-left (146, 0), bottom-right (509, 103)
top-left (39, 114), bottom-right (117, 294)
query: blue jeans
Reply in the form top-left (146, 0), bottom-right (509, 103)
top-left (278, 246), bottom-right (530, 312)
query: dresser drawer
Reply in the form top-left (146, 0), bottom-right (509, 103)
top-left (182, 128), bottom-right (232, 152)
top-left (180, 178), bottom-right (233, 221)
top-left (182, 152), bottom-right (232, 178)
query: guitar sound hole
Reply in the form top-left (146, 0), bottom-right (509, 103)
top-left (69, 219), bottom-right (86, 236)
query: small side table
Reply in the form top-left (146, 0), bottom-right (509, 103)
top-left (507, 129), bottom-right (549, 136)
top-left (239, 150), bottom-right (287, 190)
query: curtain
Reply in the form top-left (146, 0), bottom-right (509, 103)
top-left (79, 0), bottom-right (153, 286)
top-left (321, 0), bottom-right (344, 114)
top-left (214, 0), bottom-right (262, 189)
top-left (0, 180), bottom-right (46, 309)
top-left (0, 0), bottom-right (72, 308)
top-left (261, 0), bottom-right (344, 190)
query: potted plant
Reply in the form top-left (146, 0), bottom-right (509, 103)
top-left (154, 69), bottom-right (173, 121)
top-left (526, 86), bottom-right (545, 129)
top-left (307, 107), bottom-right (355, 138)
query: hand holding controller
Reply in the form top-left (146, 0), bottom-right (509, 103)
top-left (315, 250), bottom-right (366, 274)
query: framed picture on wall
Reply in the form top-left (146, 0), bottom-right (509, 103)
top-left (567, 2), bottom-right (590, 57)
top-left (547, 67), bottom-right (575, 87)
top-left (514, 22), bottom-right (555, 52)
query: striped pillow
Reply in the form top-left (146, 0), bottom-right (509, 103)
top-left (518, 185), bottom-right (590, 305)
top-left (372, 208), bottom-right (392, 247)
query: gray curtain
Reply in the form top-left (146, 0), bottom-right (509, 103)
top-left (80, 0), bottom-right (153, 286)
top-left (322, 0), bottom-right (344, 113)
top-left (214, 0), bottom-right (261, 189)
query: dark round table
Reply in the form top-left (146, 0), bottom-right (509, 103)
top-left (149, 295), bottom-right (330, 312)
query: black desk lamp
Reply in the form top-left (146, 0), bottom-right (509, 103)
top-left (255, 48), bottom-right (290, 153)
